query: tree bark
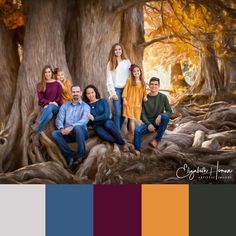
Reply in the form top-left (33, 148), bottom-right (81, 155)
top-left (67, 0), bottom-right (123, 96)
top-left (0, 24), bottom-right (19, 121)
top-left (120, 3), bottom-right (145, 66)
top-left (67, 0), bottom-right (145, 96)
top-left (0, 0), bottom-right (72, 171)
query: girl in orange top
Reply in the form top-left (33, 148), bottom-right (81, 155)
top-left (122, 64), bottom-right (147, 141)
top-left (54, 68), bottom-right (72, 103)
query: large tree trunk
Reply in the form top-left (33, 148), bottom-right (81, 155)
top-left (67, 0), bottom-right (123, 96)
top-left (178, 38), bottom-right (225, 104)
top-left (219, 34), bottom-right (236, 94)
top-left (0, 25), bottom-right (19, 121)
top-left (120, 3), bottom-right (145, 66)
top-left (0, 0), bottom-right (146, 172)
top-left (67, 0), bottom-right (145, 96)
top-left (0, 0), bottom-right (72, 171)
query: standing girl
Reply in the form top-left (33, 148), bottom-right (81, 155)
top-left (106, 43), bottom-right (131, 130)
top-left (34, 65), bottom-right (62, 138)
top-left (122, 64), bottom-right (147, 141)
top-left (54, 67), bottom-right (72, 103)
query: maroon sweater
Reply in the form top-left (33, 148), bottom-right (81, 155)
top-left (37, 81), bottom-right (62, 107)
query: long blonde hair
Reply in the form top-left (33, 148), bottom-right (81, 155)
top-left (130, 64), bottom-right (145, 86)
top-left (38, 65), bottom-right (54, 92)
top-left (107, 43), bottom-right (128, 71)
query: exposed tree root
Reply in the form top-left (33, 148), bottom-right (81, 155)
top-left (0, 100), bottom-right (236, 183)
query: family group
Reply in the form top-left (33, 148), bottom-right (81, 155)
top-left (32, 43), bottom-right (172, 170)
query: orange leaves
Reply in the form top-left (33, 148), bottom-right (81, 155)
top-left (2, 10), bottom-right (25, 29)
top-left (0, 0), bottom-right (25, 29)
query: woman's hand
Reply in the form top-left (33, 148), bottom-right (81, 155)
top-left (112, 95), bottom-right (118, 101)
top-left (143, 96), bottom-right (148, 102)
top-left (123, 98), bottom-right (127, 105)
top-left (87, 113), bottom-right (94, 121)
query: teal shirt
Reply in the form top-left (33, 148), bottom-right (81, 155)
top-left (141, 92), bottom-right (172, 125)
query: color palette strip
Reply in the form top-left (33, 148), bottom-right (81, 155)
top-left (0, 184), bottom-right (235, 236)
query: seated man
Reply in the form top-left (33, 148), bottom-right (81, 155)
top-left (52, 84), bottom-right (90, 169)
top-left (134, 77), bottom-right (172, 155)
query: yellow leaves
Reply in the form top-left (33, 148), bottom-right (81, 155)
top-left (143, 0), bottom-right (234, 78)
top-left (214, 41), bottom-right (221, 50)
top-left (223, 10), bottom-right (228, 16)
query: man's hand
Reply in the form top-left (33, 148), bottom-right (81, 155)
top-left (61, 126), bottom-right (73, 135)
top-left (112, 95), bottom-right (118, 101)
top-left (155, 115), bottom-right (161, 126)
top-left (148, 124), bottom-right (155, 132)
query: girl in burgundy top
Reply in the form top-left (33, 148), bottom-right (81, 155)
top-left (34, 65), bottom-right (62, 135)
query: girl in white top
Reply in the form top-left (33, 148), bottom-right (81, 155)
top-left (106, 43), bottom-right (131, 130)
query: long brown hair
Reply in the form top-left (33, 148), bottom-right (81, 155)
top-left (107, 43), bottom-right (128, 71)
top-left (130, 64), bottom-right (145, 86)
top-left (38, 65), bottom-right (54, 92)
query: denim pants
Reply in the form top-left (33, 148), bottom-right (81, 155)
top-left (94, 120), bottom-right (125, 145)
top-left (37, 104), bottom-right (59, 133)
top-left (52, 125), bottom-right (89, 163)
top-left (112, 87), bottom-right (124, 130)
top-left (134, 113), bottom-right (170, 151)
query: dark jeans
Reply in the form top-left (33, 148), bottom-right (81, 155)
top-left (52, 125), bottom-right (88, 163)
top-left (37, 104), bottom-right (59, 133)
top-left (134, 113), bottom-right (170, 151)
top-left (94, 120), bottom-right (125, 145)
top-left (112, 87), bottom-right (124, 130)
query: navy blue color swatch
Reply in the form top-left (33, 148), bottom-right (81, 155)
top-left (46, 184), bottom-right (93, 236)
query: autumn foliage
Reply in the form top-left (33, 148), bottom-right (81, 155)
top-left (0, 0), bottom-right (25, 29)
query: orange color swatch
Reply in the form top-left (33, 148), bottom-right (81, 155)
top-left (142, 184), bottom-right (189, 236)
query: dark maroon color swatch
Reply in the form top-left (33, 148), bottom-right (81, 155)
top-left (94, 184), bottom-right (141, 236)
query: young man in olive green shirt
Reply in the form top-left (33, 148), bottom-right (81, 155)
top-left (134, 77), bottom-right (172, 155)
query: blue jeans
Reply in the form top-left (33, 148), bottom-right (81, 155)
top-left (112, 87), bottom-right (124, 130)
top-left (94, 120), bottom-right (125, 145)
top-left (52, 125), bottom-right (89, 163)
top-left (134, 113), bottom-right (170, 151)
top-left (37, 104), bottom-right (59, 133)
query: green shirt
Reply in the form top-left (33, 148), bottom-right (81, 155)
top-left (141, 92), bottom-right (172, 125)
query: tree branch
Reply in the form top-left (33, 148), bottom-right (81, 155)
top-left (113, 0), bottom-right (163, 13)
top-left (137, 34), bottom-right (175, 48)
